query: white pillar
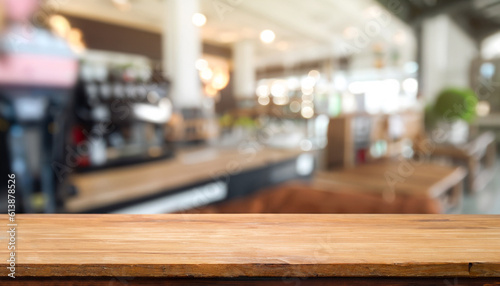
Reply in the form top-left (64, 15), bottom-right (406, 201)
top-left (232, 40), bottom-right (256, 99)
top-left (163, 0), bottom-right (202, 109)
top-left (421, 14), bottom-right (478, 102)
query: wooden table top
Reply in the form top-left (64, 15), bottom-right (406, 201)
top-left (1, 214), bottom-right (499, 278)
top-left (317, 161), bottom-right (466, 198)
top-left (67, 147), bottom-right (303, 212)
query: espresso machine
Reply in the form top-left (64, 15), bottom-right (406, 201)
top-left (70, 61), bottom-right (174, 172)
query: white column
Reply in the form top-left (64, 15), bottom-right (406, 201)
top-left (232, 40), bottom-right (256, 99)
top-left (421, 14), bottom-right (478, 102)
top-left (163, 0), bottom-right (202, 108)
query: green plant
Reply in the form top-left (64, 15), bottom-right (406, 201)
top-left (234, 116), bottom-right (256, 128)
top-left (430, 88), bottom-right (478, 123)
top-left (218, 114), bottom-right (257, 129)
top-left (424, 103), bottom-right (438, 130)
top-left (219, 114), bottom-right (233, 128)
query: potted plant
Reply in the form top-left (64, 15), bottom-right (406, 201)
top-left (426, 88), bottom-right (478, 144)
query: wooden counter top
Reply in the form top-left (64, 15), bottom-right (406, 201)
top-left (1, 214), bottom-right (499, 279)
top-left (67, 147), bottom-right (303, 212)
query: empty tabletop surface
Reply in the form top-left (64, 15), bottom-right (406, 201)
top-left (318, 161), bottom-right (466, 198)
top-left (0, 214), bottom-right (499, 278)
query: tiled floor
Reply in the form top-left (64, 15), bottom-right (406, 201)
top-left (461, 156), bottom-right (500, 214)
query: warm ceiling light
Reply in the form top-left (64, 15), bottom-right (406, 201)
top-left (301, 106), bottom-right (314, 119)
top-left (270, 80), bottom-right (287, 97)
top-left (204, 85), bottom-right (218, 97)
top-left (308, 70), bottom-right (321, 80)
top-left (195, 59), bottom-right (208, 71)
top-left (211, 69), bottom-right (229, 90)
top-left (112, 0), bottom-right (131, 11)
top-left (192, 13), bottom-right (207, 27)
top-left (256, 85), bottom-right (270, 97)
top-left (290, 101), bottom-right (301, 113)
top-left (273, 95), bottom-right (289, 106)
top-left (258, 96), bottom-right (270, 106)
top-left (200, 68), bottom-right (213, 83)
top-left (48, 15), bottom-right (71, 37)
top-left (260, 29), bottom-right (275, 44)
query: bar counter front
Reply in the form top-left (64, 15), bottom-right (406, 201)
top-left (1, 214), bottom-right (499, 285)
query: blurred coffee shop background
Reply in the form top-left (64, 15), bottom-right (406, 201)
top-left (0, 0), bottom-right (499, 215)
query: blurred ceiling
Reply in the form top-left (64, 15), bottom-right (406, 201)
top-left (49, 0), bottom-right (412, 67)
top-left (377, 0), bottom-right (500, 41)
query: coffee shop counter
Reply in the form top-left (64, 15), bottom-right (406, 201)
top-left (64, 147), bottom-right (314, 213)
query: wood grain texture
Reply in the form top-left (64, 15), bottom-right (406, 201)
top-left (2, 277), bottom-right (500, 285)
top-left (0, 214), bottom-right (499, 278)
top-left (316, 161), bottom-right (466, 199)
top-left (67, 147), bottom-right (302, 212)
